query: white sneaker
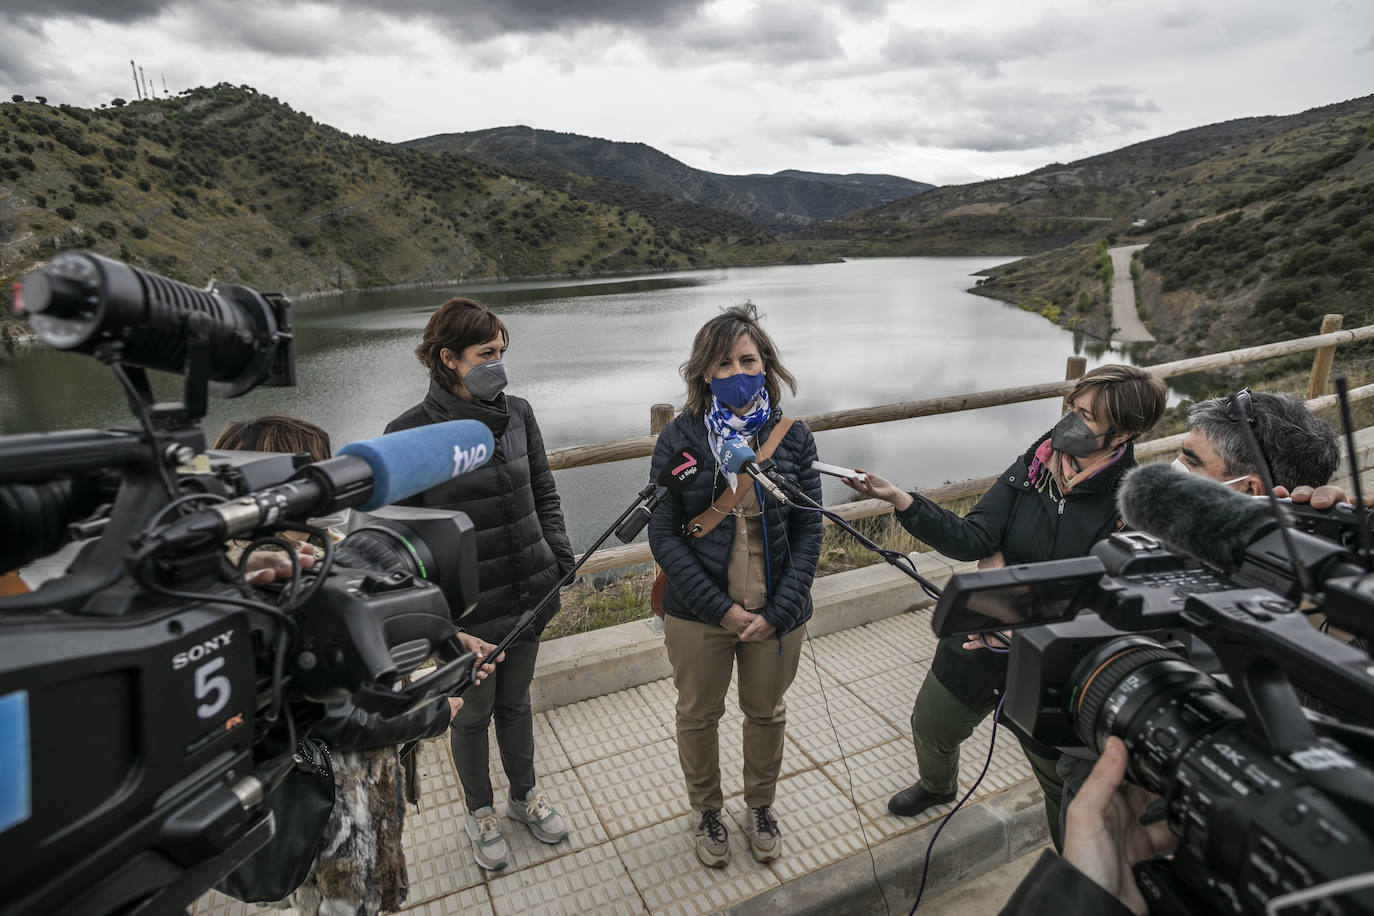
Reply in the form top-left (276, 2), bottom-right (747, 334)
top-left (464, 806), bottom-right (508, 870)
top-left (506, 788), bottom-right (569, 844)
top-left (744, 805), bottom-right (782, 862)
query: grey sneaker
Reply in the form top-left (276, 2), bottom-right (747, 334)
top-left (744, 805), bottom-right (782, 862)
top-left (694, 809), bottom-right (730, 868)
top-left (506, 788), bottom-right (569, 844)
top-left (464, 806), bottom-right (508, 870)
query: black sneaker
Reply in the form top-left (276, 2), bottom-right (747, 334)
top-left (694, 809), bottom-right (730, 867)
top-left (888, 783), bottom-right (957, 817)
top-left (744, 805), bottom-right (782, 862)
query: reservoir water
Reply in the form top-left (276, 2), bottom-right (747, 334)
top-left (0, 257), bottom-right (1150, 552)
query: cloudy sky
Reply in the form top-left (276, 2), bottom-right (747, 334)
top-left (0, 0), bottom-right (1370, 186)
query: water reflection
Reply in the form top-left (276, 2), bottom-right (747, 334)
top-left (1, 257), bottom-right (1171, 551)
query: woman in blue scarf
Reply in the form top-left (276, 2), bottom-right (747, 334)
top-left (648, 303), bottom-right (823, 869)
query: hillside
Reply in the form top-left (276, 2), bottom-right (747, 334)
top-left (0, 85), bottom-right (822, 320)
top-left (400, 126), bottom-right (931, 231)
top-left (798, 95), bottom-right (1374, 257)
top-left (966, 99), bottom-right (1374, 364)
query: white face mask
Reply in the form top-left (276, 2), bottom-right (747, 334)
top-left (1170, 457), bottom-right (1250, 488)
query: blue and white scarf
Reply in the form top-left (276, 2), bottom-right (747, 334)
top-left (704, 388), bottom-right (772, 493)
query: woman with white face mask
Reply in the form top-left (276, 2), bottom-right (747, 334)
top-left (846, 365), bottom-right (1168, 851)
top-left (386, 298), bottom-right (575, 873)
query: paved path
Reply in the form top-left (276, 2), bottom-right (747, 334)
top-left (193, 612), bottom-right (1043, 916)
top-left (1108, 244), bottom-right (1153, 343)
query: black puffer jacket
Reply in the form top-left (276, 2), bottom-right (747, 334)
top-left (385, 380), bottom-right (574, 644)
top-left (648, 408), bottom-right (823, 635)
top-left (894, 430), bottom-right (1136, 710)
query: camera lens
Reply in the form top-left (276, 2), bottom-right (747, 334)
top-left (333, 523), bottom-right (439, 585)
top-left (1067, 636), bottom-right (1243, 793)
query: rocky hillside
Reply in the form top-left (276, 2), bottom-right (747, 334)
top-left (798, 95), bottom-right (1374, 258)
top-left (966, 99), bottom-right (1374, 363)
top-left (0, 85), bottom-right (821, 317)
top-left (400, 126), bottom-right (931, 231)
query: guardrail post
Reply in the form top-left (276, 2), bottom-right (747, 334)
top-left (1306, 314), bottom-right (1344, 399)
top-left (650, 403), bottom-right (673, 435)
top-left (1063, 356), bottom-right (1087, 411)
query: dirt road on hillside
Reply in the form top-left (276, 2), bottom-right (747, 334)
top-left (1109, 244), bottom-right (1153, 343)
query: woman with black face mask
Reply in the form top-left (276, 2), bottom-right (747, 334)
top-left (846, 364), bottom-right (1167, 850)
top-left (386, 297), bottom-right (575, 873)
top-left (648, 303), bottom-right (823, 869)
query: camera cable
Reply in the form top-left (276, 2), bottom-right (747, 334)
top-left (777, 509), bottom-right (893, 915)
top-left (909, 690), bottom-right (1007, 915)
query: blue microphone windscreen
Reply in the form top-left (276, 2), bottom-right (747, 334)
top-left (718, 437), bottom-right (756, 474)
top-left (338, 419), bottom-right (495, 510)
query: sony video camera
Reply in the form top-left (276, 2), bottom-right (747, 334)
top-left (930, 462), bottom-right (1374, 915)
top-left (0, 253), bottom-right (484, 916)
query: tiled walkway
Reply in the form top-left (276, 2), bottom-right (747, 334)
top-left (193, 612), bottom-right (1038, 916)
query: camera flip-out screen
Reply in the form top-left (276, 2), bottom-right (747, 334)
top-left (930, 556), bottom-right (1106, 637)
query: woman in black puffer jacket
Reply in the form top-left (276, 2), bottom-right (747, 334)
top-left (386, 298), bottom-right (574, 873)
top-left (648, 303), bottom-right (822, 870)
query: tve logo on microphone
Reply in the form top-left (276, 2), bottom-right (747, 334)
top-left (453, 442), bottom-right (490, 477)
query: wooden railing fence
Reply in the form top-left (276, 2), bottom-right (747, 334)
top-left (563, 315), bottom-right (1374, 575)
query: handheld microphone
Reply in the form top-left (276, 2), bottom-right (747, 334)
top-left (615, 445), bottom-right (704, 542)
top-left (719, 437), bottom-right (789, 505)
top-left (1118, 463), bottom-right (1361, 596)
top-left (160, 420), bottom-right (495, 547)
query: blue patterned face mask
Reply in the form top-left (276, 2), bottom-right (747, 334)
top-left (709, 372), bottom-right (765, 410)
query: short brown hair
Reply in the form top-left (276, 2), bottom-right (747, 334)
top-left (415, 297), bottom-right (509, 390)
top-left (1069, 364), bottom-right (1167, 440)
top-left (214, 414), bottom-right (332, 461)
top-left (680, 302), bottom-right (797, 416)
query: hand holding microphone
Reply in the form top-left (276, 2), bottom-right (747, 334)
top-left (842, 467), bottom-right (913, 511)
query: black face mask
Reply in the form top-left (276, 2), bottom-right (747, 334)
top-left (1050, 411), bottom-right (1114, 458)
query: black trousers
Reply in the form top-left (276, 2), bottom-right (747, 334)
top-left (449, 638), bottom-right (540, 812)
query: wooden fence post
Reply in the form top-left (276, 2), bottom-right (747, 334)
top-left (1063, 356), bottom-right (1087, 412)
top-left (650, 403), bottom-right (673, 435)
top-left (1306, 314), bottom-right (1344, 400)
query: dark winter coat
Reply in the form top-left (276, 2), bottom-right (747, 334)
top-left (648, 408), bottom-right (823, 635)
top-left (894, 431), bottom-right (1136, 710)
top-left (998, 850), bottom-right (1133, 915)
top-left (385, 380), bottom-right (574, 644)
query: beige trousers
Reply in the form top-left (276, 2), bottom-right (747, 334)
top-left (662, 613), bottom-right (805, 812)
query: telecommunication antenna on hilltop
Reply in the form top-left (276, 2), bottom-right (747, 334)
top-left (162, 73), bottom-right (168, 96)
top-left (130, 60), bottom-right (142, 100)
top-left (140, 66), bottom-right (151, 100)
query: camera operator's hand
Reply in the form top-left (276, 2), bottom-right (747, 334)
top-left (242, 543), bottom-right (318, 586)
top-left (1062, 737), bottom-right (1176, 915)
top-left (448, 697), bottom-right (464, 721)
top-left (962, 630), bottom-right (1012, 651)
top-left (1272, 483), bottom-right (1371, 510)
top-left (844, 468), bottom-right (913, 511)
top-left (456, 631), bottom-right (503, 685)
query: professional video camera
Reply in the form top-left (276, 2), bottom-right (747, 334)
top-left (931, 458), bottom-right (1374, 915)
top-left (0, 253), bottom-right (490, 916)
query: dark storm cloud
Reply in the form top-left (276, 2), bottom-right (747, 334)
top-left (0, 0), bottom-right (168, 25)
top-left (675, 2), bottom-right (845, 64)
top-left (881, 19), bottom-right (1089, 78)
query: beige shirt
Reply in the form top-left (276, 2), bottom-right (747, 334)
top-left (727, 481), bottom-right (769, 611)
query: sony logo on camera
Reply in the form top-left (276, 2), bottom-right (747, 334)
top-left (170, 630), bottom-right (235, 670)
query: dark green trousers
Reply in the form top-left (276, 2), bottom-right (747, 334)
top-left (910, 670), bottom-right (1064, 851)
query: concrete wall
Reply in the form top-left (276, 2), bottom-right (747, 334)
top-left (529, 425), bottom-right (1374, 711)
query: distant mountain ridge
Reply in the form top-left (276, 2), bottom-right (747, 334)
top-left (797, 95), bottom-right (1374, 255)
top-left (400, 126), bottom-right (933, 231)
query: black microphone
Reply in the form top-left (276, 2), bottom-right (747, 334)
top-left (615, 445), bottom-right (704, 543)
top-left (1118, 463), bottom-right (1361, 595)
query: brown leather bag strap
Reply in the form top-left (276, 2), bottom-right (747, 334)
top-left (686, 416), bottom-right (796, 538)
